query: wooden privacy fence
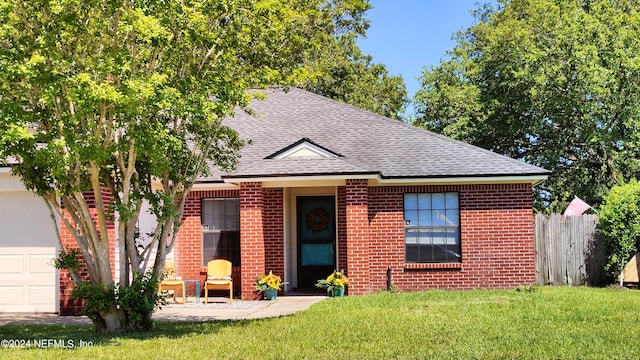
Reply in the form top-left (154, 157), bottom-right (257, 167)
top-left (534, 213), bottom-right (606, 286)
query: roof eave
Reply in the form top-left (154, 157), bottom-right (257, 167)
top-left (375, 174), bottom-right (550, 186)
top-left (212, 172), bottom-right (549, 188)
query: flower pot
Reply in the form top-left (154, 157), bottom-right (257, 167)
top-left (264, 288), bottom-right (278, 300)
top-left (331, 287), bottom-right (345, 297)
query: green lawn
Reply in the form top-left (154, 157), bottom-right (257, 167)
top-left (1, 286), bottom-right (639, 359)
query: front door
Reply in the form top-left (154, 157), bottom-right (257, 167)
top-left (297, 196), bottom-right (336, 290)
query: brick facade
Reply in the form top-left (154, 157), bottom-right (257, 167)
top-left (59, 223), bottom-right (89, 315)
top-left (239, 182), bottom-right (266, 299)
top-left (368, 183), bottom-right (535, 291)
top-left (59, 189), bottom-right (114, 315)
top-left (263, 188), bottom-right (285, 293)
top-left (185, 183), bottom-right (533, 295)
top-left (58, 181), bottom-right (535, 311)
top-left (174, 189), bottom-right (241, 297)
top-left (344, 179), bottom-right (372, 295)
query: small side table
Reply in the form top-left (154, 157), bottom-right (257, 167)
top-left (184, 279), bottom-right (201, 304)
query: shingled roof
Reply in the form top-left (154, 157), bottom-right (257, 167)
top-left (202, 88), bottom-right (549, 184)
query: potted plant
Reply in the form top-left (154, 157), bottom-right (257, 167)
top-left (316, 270), bottom-right (348, 297)
top-left (255, 271), bottom-right (287, 300)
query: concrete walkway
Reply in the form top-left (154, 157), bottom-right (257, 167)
top-left (0, 295), bottom-right (326, 326)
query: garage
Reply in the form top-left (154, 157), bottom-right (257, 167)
top-left (0, 170), bottom-right (58, 313)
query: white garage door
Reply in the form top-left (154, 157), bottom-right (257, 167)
top-left (0, 189), bottom-right (58, 313)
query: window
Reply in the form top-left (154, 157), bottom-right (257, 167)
top-left (404, 192), bottom-right (461, 263)
top-left (202, 198), bottom-right (240, 266)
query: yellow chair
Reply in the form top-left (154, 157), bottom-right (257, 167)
top-left (158, 261), bottom-right (185, 304)
top-left (204, 259), bottom-right (233, 303)
top-left (158, 280), bottom-right (185, 304)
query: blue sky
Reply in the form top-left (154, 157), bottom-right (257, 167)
top-left (357, 1), bottom-right (486, 110)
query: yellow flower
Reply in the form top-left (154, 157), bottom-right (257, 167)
top-left (316, 270), bottom-right (348, 292)
top-left (255, 270), bottom-right (287, 291)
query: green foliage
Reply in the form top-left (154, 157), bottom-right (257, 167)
top-left (299, 34), bottom-right (408, 120)
top-left (414, 0), bottom-right (640, 211)
top-left (0, 0), bottom-right (374, 332)
top-left (71, 271), bottom-right (160, 332)
top-left (515, 284), bottom-right (538, 292)
top-left (254, 270), bottom-right (287, 292)
top-left (52, 247), bottom-right (81, 273)
top-left (597, 180), bottom-right (640, 278)
top-left (265, 0), bottom-right (409, 120)
top-left (118, 271), bottom-right (161, 332)
top-left (315, 269), bottom-right (349, 293)
top-left (70, 282), bottom-right (116, 324)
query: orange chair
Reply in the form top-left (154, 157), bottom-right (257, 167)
top-left (204, 259), bottom-right (233, 303)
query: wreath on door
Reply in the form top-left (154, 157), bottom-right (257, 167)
top-left (306, 207), bottom-right (329, 233)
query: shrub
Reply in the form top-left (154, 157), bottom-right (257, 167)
top-left (71, 271), bottom-right (161, 332)
top-left (598, 180), bottom-right (640, 282)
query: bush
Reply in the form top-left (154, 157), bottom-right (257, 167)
top-left (71, 271), bottom-right (161, 332)
top-left (597, 180), bottom-right (640, 281)
top-left (118, 271), bottom-right (161, 331)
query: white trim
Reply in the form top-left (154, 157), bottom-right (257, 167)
top-left (261, 179), bottom-right (346, 188)
top-left (0, 167), bottom-right (11, 174)
top-left (373, 175), bottom-right (549, 186)
top-left (223, 174), bottom-right (378, 184)
top-left (192, 173), bottom-right (548, 191)
top-left (192, 182), bottom-right (240, 191)
top-left (220, 173), bottom-right (548, 187)
top-left (283, 188), bottom-right (293, 291)
top-left (272, 141), bottom-right (339, 159)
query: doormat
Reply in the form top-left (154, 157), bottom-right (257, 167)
top-left (162, 301), bottom-right (260, 310)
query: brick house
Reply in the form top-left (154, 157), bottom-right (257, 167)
top-left (0, 88), bottom-right (549, 313)
top-left (169, 88), bottom-right (549, 300)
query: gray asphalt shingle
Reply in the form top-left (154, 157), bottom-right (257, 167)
top-left (203, 88), bottom-right (549, 182)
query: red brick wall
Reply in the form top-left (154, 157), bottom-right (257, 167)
top-left (59, 189), bottom-right (114, 315)
top-left (263, 188), bottom-right (285, 293)
top-left (345, 179), bottom-right (371, 295)
top-left (175, 189), bottom-right (240, 296)
top-left (174, 187), bottom-right (284, 299)
top-left (116, 180), bottom-right (534, 306)
top-left (59, 221), bottom-right (89, 315)
top-left (239, 182), bottom-right (265, 299)
top-left (367, 183), bottom-right (535, 291)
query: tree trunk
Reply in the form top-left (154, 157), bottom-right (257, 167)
top-left (96, 304), bottom-right (127, 333)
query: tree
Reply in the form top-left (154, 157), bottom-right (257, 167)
top-left (300, 33), bottom-right (408, 120)
top-left (413, 0), bottom-right (640, 211)
top-left (597, 180), bottom-right (640, 285)
top-left (276, 0), bottom-right (408, 120)
top-left (0, 0), bottom-right (368, 333)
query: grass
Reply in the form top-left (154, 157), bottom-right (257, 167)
top-left (1, 286), bottom-right (640, 359)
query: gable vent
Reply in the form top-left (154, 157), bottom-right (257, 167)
top-left (266, 138), bottom-right (342, 159)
